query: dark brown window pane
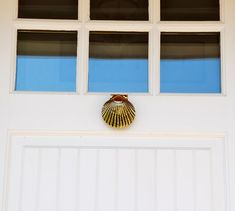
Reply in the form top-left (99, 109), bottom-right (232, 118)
top-left (18, 0), bottom-right (78, 19)
top-left (161, 32), bottom-right (220, 59)
top-left (90, 0), bottom-right (148, 20)
top-left (17, 30), bottom-right (77, 56)
top-left (160, 32), bottom-right (221, 93)
top-left (89, 32), bottom-right (148, 58)
top-left (161, 0), bottom-right (220, 21)
top-left (88, 32), bottom-right (148, 92)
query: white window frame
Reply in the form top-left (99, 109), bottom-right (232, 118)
top-left (10, 0), bottom-right (226, 96)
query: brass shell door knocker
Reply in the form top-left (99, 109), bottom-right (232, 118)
top-left (102, 95), bottom-right (136, 128)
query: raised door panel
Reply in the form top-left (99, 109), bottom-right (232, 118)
top-left (6, 135), bottom-right (226, 211)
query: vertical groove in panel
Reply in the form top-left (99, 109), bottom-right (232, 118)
top-left (36, 149), bottom-right (42, 211)
top-left (114, 149), bottom-right (119, 211)
top-left (38, 148), bottom-right (59, 211)
top-left (210, 144), bottom-right (226, 211)
top-left (195, 150), bottom-right (212, 211)
top-left (55, 148), bottom-right (61, 211)
top-left (95, 149), bottom-right (100, 211)
top-left (97, 149), bottom-right (116, 211)
top-left (117, 149), bottom-right (136, 211)
top-left (136, 149), bottom-right (155, 211)
top-left (79, 149), bottom-right (97, 211)
top-left (59, 148), bottom-right (78, 211)
top-left (154, 149), bottom-right (158, 211)
top-left (76, 148), bottom-right (80, 211)
top-left (174, 150), bottom-right (178, 211)
top-left (18, 147), bottom-right (25, 211)
top-left (156, 149), bottom-right (175, 211)
top-left (20, 148), bottom-right (42, 211)
top-left (209, 150), bottom-right (214, 211)
top-left (176, 150), bottom-right (195, 211)
top-left (134, 150), bottom-right (138, 211)
top-left (192, 150), bottom-right (197, 211)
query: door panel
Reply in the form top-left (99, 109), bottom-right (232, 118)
top-left (6, 135), bottom-right (226, 211)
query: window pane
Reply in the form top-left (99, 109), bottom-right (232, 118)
top-left (16, 30), bottom-right (77, 92)
top-left (161, 0), bottom-right (220, 20)
top-left (160, 32), bottom-right (221, 93)
top-left (88, 32), bottom-right (148, 93)
top-left (18, 0), bottom-right (78, 19)
top-left (90, 0), bottom-right (148, 20)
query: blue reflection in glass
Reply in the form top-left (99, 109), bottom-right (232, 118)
top-left (88, 58), bottom-right (148, 92)
top-left (16, 56), bottom-right (76, 92)
top-left (160, 58), bottom-right (221, 93)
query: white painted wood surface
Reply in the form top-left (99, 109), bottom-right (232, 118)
top-left (0, 0), bottom-right (234, 211)
top-left (6, 135), bottom-right (226, 211)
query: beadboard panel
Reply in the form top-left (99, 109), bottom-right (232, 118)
top-left (6, 135), bottom-right (226, 211)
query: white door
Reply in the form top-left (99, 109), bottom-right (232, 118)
top-left (0, 0), bottom-right (234, 211)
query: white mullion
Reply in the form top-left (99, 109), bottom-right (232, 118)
top-left (86, 0), bottom-right (91, 22)
top-left (155, 0), bottom-right (161, 22)
top-left (79, 0), bottom-right (89, 94)
top-left (78, 0), bottom-right (82, 21)
top-left (14, 19), bottom-right (82, 31)
top-left (154, 0), bottom-right (161, 95)
top-left (78, 0), bottom-right (88, 94)
top-left (80, 0), bottom-right (90, 22)
top-left (220, 0), bottom-right (225, 23)
top-left (220, 28), bottom-right (226, 96)
top-left (86, 21), bottom-right (153, 32)
top-left (14, 0), bottom-right (18, 19)
top-left (158, 22), bottom-right (224, 32)
top-left (79, 27), bottom-right (89, 94)
top-left (157, 0), bottom-right (161, 23)
top-left (148, 0), bottom-right (155, 23)
top-left (76, 31), bottom-right (81, 94)
top-left (148, 27), bottom-right (156, 95)
top-left (10, 26), bottom-right (18, 93)
top-left (154, 25), bottom-right (161, 95)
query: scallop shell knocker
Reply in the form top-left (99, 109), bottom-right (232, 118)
top-left (102, 95), bottom-right (136, 128)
